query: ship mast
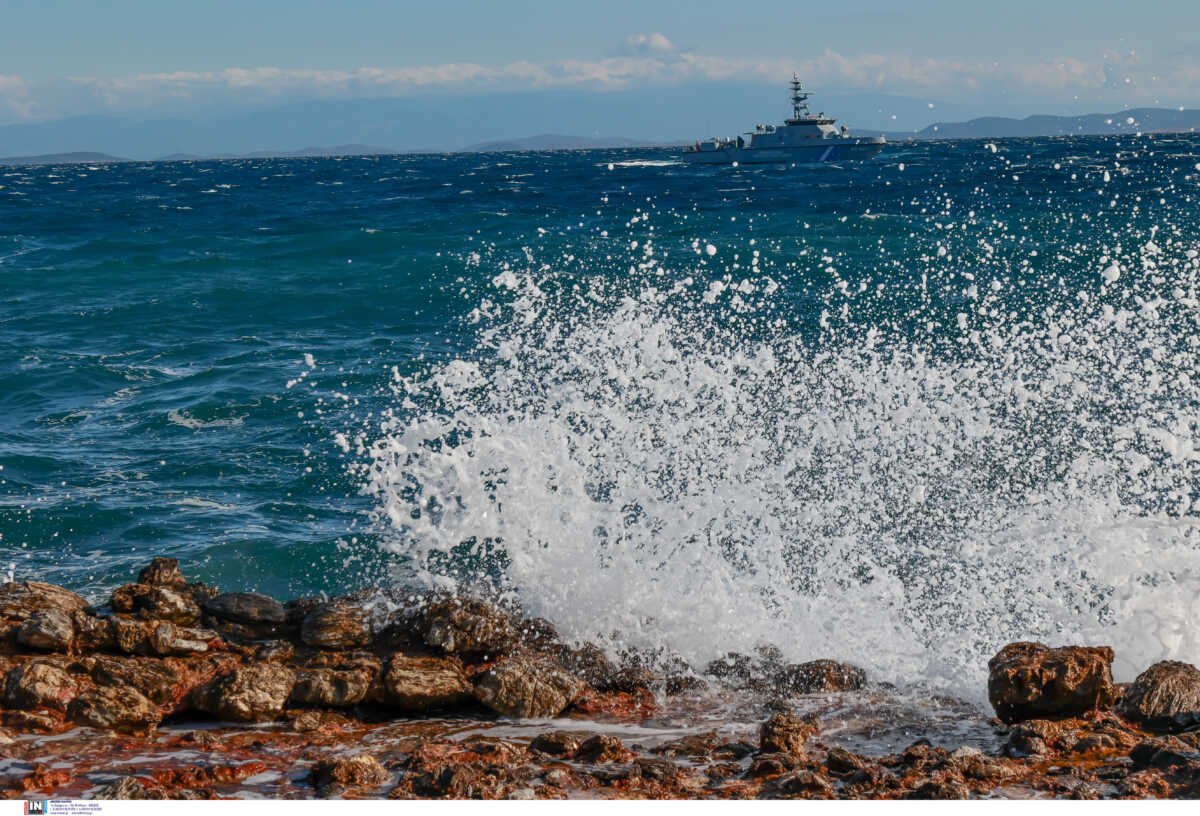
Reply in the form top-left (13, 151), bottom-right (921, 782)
top-left (789, 74), bottom-right (810, 120)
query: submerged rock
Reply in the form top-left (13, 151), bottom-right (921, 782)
top-left (383, 654), bottom-right (470, 711)
top-left (473, 654), bottom-right (585, 718)
top-left (1118, 661), bottom-right (1200, 733)
top-left (192, 664), bottom-right (295, 722)
top-left (759, 712), bottom-right (820, 755)
top-left (987, 642), bottom-right (1117, 723)
top-left (17, 609), bottom-right (75, 652)
top-left (301, 601), bottom-right (370, 649)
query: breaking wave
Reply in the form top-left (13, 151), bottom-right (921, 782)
top-left (355, 223), bottom-right (1200, 702)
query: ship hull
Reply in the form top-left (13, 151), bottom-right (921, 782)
top-left (680, 138), bottom-right (885, 165)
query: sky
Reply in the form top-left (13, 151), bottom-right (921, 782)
top-left (1, 0), bottom-right (1198, 132)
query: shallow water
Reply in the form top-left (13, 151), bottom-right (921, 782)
top-left (2, 137), bottom-right (1199, 705)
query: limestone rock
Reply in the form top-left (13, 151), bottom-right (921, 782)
top-left (301, 601), bottom-right (370, 649)
top-left (192, 664), bottom-right (295, 722)
top-left (1118, 660), bottom-right (1200, 733)
top-left (17, 608), bottom-right (75, 652)
top-left (308, 754), bottom-right (390, 796)
top-left (112, 584), bottom-right (200, 625)
top-left (383, 654), bottom-right (470, 711)
top-left (529, 730), bottom-right (585, 757)
top-left (291, 667), bottom-right (374, 707)
top-left (91, 655), bottom-right (181, 705)
top-left (68, 685), bottom-right (161, 733)
top-left (0, 581), bottom-right (89, 626)
top-left (576, 734), bottom-right (631, 763)
top-left (5, 661), bottom-right (78, 710)
top-left (201, 592), bottom-right (286, 637)
top-left (987, 642), bottom-right (1117, 723)
top-left (759, 712), bottom-right (820, 755)
top-left (473, 654), bottom-right (585, 718)
top-left (93, 776), bottom-right (164, 800)
top-left (137, 558), bottom-right (187, 587)
top-left (421, 597), bottom-right (518, 657)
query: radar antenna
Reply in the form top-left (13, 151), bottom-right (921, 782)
top-left (790, 74), bottom-right (811, 119)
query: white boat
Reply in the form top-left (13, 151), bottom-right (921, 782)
top-left (682, 75), bottom-right (886, 165)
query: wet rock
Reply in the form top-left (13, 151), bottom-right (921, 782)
top-left (759, 712), bottom-right (819, 755)
top-left (713, 740), bottom-right (757, 761)
top-left (1118, 660), bottom-right (1200, 733)
top-left (825, 746), bottom-right (868, 775)
top-left (576, 734), bottom-right (630, 763)
top-left (5, 661), bottom-right (78, 710)
top-left (987, 642), bottom-right (1117, 723)
top-left (665, 673), bottom-right (707, 695)
top-left (653, 731), bottom-right (720, 759)
top-left (68, 685), bottom-right (161, 733)
top-left (308, 754), bottom-right (390, 796)
top-left (93, 776), bottom-right (164, 800)
top-left (768, 770), bottom-right (834, 798)
top-left (552, 643), bottom-right (618, 688)
top-left (1129, 736), bottom-right (1200, 770)
top-left (383, 654), bottom-right (471, 711)
top-left (897, 739), bottom-right (949, 767)
top-left (775, 659), bottom-right (866, 694)
top-left (473, 653), bottom-right (586, 718)
top-left (17, 609), bottom-right (75, 652)
top-left (137, 558), bottom-right (187, 587)
top-left (421, 597), bottom-right (518, 658)
top-left (291, 667), bottom-right (374, 707)
top-left (530, 730), bottom-right (584, 757)
top-left (201, 592), bottom-right (285, 636)
top-left (905, 775), bottom-right (971, 799)
top-left (192, 663), bottom-right (295, 722)
top-left (635, 757), bottom-right (680, 782)
top-left (301, 601), bottom-right (370, 649)
top-left (3, 709), bottom-right (63, 732)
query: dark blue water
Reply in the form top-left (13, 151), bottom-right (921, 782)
top-left (1, 136), bottom-right (1198, 632)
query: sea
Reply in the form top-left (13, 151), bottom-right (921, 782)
top-left (2, 136), bottom-right (1199, 706)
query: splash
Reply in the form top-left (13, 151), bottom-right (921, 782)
top-left (354, 227), bottom-right (1200, 703)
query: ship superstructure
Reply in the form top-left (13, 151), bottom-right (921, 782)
top-left (682, 76), bottom-right (885, 164)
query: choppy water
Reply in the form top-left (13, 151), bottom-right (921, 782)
top-left (3, 137), bottom-right (1199, 703)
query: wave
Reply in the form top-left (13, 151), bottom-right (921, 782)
top-left (353, 230), bottom-right (1200, 703)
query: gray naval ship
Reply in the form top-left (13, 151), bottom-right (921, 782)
top-left (682, 75), bottom-right (885, 164)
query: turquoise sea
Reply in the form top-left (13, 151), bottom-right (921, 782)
top-left (3, 137), bottom-right (1199, 695)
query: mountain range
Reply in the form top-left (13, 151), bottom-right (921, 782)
top-left (1, 102), bottom-right (1197, 166)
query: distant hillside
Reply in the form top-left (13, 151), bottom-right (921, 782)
top-left (0, 151), bottom-right (128, 166)
top-left (158, 144), bottom-right (402, 161)
top-left (851, 107), bottom-right (1200, 141)
top-left (460, 134), bottom-right (650, 153)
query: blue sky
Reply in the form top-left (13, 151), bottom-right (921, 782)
top-left (1, 0), bottom-right (1198, 128)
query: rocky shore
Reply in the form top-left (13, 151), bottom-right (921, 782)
top-left (3, 560), bottom-right (1200, 800)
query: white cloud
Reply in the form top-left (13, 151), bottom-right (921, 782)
top-left (624, 33), bottom-right (677, 56)
top-left (0, 44), bottom-right (1196, 124)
